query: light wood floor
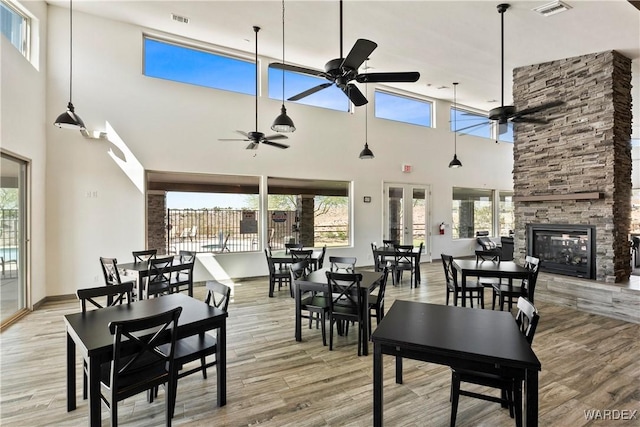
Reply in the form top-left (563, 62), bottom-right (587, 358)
top-left (1, 262), bottom-right (638, 426)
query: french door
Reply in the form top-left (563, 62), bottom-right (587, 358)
top-left (383, 183), bottom-right (430, 254)
top-left (0, 153), bottom-right (28, 326)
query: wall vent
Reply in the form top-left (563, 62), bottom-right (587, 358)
top-left (533, 1), bottom-right (572, 16)
top-left (171, 13), bottom-right (190, 24)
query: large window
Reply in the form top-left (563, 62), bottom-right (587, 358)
top-left (143, 37), bottom-right (255, 95)
top-left (268, 66), bottom-right (350, 112)
top-left (1, 0), bottom-right (29, 58)
top-left (267, 177), bottom-right (351, 249)
top-left (451, 107), bottom-right (491, 138)
top-left (496, 122), bottom-right (514, 143)
top-left (375, 90), bottom-right (432, 127)
top-left (452, 188), bottom-right (493, 239)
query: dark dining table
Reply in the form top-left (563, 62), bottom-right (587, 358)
top-left (294, 268), bottom-right (383, 356)
top-left (64, 293), bottom-right (227, 427)
top-left (120, 258), bottom-right (194, 298)
top-left (372, 300), bottom-right (541, 427)
top-left (374, 248), bottom-right (421, 287)
top-left (452, 258), bottom-right (531, 307)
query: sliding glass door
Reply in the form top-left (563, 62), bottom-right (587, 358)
top-left (1, 153), bottom-right (27, 325)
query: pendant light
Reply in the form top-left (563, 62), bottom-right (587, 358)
top-left (271, 0), bottom-right (296, 132)
top-left (54, 0), bottom-right (85, 130)
top-left (359, 61), bottom-right (374, 159)
top-left (448, 82), bottom-right (462, 168)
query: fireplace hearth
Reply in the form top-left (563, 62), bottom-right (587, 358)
top-left (527, 224), bottom-right (596, 279)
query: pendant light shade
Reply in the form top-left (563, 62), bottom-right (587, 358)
top-left (54, 0), bottom-right (85, 130)
top-left (271, 0), bottom-right (295, 132)
top-left (359, 142), bottom-right (375, 159)
top-left (449, 82), bottom-right (462, 168)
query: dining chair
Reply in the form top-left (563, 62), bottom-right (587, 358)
top-left (145, 256), bottom-right (174, 298)
top-left (449, 297), bottom-right (540, 427)
top-left (368, 267), bottom-right (390, 338)
top-left (165, 280), bottom-right (231, 418)
top-left (391, 244), bottom-right (415, 287)
top-left (382, 239), bottom-right (398, 248)
top-left (290, 249), bottom-right (314, 269)
top-left (290, 261), bottom-right (329, 345)
top-left (100, 306), bottom-right (182, 427)
top-left (265, 249), bottom-right (290, 297)
top-left (441, 254), bottom-right (484, 308)
top-left (284, 242), bottom-right (303, 254)
top-left (169, 251), bottom-right (195, 296)
top-left (492, 256), bottom-right (541, 311)
top-left (371, 243), bottom-right (387, 272)
top-left (132, 249), bottom-right (157, 263)
top-left (76, 282), bottom-right (134, 400)
top-left (326, 270), bottom-right (365, 356)
top-left (317, 245), bottom-right (327, 269)
top-left (329, 256), bottom-right (356, 272)
top-left (100, 256), bottom-right (138, 300)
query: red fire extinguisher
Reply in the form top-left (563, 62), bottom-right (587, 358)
top-left (439, 223), bottom-right (445, 235)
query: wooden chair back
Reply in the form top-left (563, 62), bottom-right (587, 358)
top-left (132, 249), bottom-right (157, 263)
top-left (329, 256), bottom-right (356, 272)
top-left (77, 282), bottom-right (133, 312)
top-left (515, 297), bottom-right (540, 344)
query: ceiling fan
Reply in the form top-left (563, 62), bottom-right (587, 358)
top-left (270, 0), bottom-right (420, 106)
top-left (457, 3), bottom-right (563, 135)
top-left (219, 26), bottom-right (289, 150)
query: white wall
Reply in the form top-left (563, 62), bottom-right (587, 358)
top-left (41, 6), bottom-right (513, 298)
top-left (1, 0), bottom-right (48, 306)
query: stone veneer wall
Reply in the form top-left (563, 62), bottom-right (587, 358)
top-left (147, 192), bottom-right (167, 254)
top-left (512, 50), bottom-right (632, 283)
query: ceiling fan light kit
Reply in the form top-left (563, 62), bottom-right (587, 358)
top-left (271, 0), bottom-right (296, 133)
top-left (449, 82), bottom-right (462, 169)
top-left (54, 0), bottom-right (85, 131)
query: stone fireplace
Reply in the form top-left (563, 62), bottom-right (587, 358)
top-left (512, 50), bottom-right (633, 283)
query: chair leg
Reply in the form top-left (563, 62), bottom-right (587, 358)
top-left (320, 313), bottom-right (327, 346)
top-left (446, 289), bottom-right (450, 306)
top-left (513, 383), bottom-right (523, 427)
top-left (329, 319), bottom-right (334, 351)
top-left (492, 289), bottom-right (498, 310)
top-left (83, 368), bottom-right (88, 400)
top-left (200, 356), bottom-right (208, 379)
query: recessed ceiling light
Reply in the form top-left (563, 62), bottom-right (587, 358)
top-left (487, 99), bottom-right (498, 103)
top-left (437, 85), bottom-right (449, 90)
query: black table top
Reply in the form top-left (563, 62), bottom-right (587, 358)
top-left (371, 300), bottom-right (540, 370)
top-left (64, 293), bottom-right (227, 357)
top-left (453, 259), bottom-right (529, 276)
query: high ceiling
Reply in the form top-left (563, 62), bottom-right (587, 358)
top-left (48, 1), bottom-right (639, 122)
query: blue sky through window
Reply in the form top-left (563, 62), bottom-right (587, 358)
top-left (144, 38), bottom-right (255, 95)
top-left (374, 90), bottom-right (432, 127)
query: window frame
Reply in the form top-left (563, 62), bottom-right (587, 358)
top-left (374, 88), bottom-right (434, 128)
top-left (451, 187), bottom-right (495, 239)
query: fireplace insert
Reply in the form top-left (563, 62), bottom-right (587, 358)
top-left (527, 224), bottom-right (595, 279)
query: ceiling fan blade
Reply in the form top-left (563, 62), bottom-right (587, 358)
top-left (263, 140), bottom-right (290, 149)
top-left (341, 39), bottom-right (377, 70)
top-left (270, 62), bottom-right (326, 78)
top-left (263, 134), bottom-right (288, 141)
top-left (514, 100), bottom-right (565, 117)
top-left (355, 71), bottom-right (420, 83)
top-left (219, 138), bottom-right (249, 141)
top-left (235, 130), bottom-right (250, 137)
top-left (246, 142), bottom-right (259, 150)
top-left (454, 121), bottom-right (490, 134)
top-left (341, 83), bottom-right (368, 106)
top-left (288, 83), bottom-right (334, 101)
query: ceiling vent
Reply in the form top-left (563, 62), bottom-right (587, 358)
top-left (533, 1), bottom-right (572, 16)
top-left (171, 13), bottom-right (190, 24)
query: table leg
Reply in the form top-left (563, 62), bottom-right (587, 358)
top-left (295, 283), bottom-right (302, 342)
top-left (461, 272), bottom-right (467, 307)
top-left (87, 356), bottom-right (101, 427)
top-left (217, 321), bottom-right (227, 407)
top-left (524, 368), bottom-right (538, 427)
top-left (395, 356), bottom-right (403, 384)
top-left (373, 343), bottom-right (383, 427)
top-left (66, 332), bottom-right (76, 412)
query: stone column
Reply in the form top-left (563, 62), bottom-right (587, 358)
top-left (147, 191), bottom-right (167, 254)
top-left (298, 195), bottom-right (315, 247)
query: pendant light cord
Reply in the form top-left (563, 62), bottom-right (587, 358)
top-left (254, 26), bottom-right (259, 131)
top-left (69, 0), bottom-right (73, 103)
top-left (365, 60), bottom-right (368, 143)
top-left (500, 6), bottom-right (504, 107)
top-left (281, 0), bottom-right (286, 104)
top-left (453, 82), bottom-right (457, 153)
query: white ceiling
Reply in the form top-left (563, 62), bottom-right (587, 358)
top-left (47, 0), bottom-right (639, 114)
